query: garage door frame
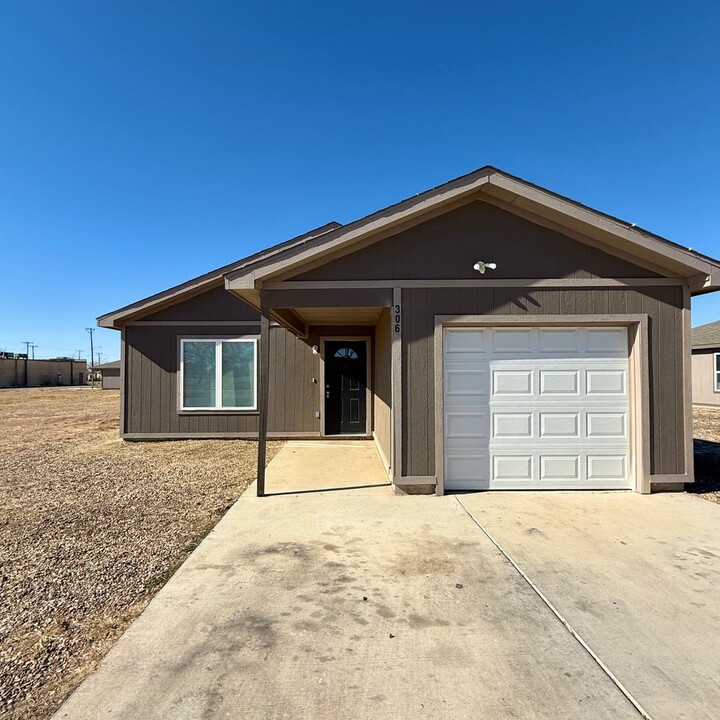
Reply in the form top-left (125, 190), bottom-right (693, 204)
top-left (433, 314), bottom-right (651, 495)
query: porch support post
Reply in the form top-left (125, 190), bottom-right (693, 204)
top-left (391, 287), bottom-right (402, 486)
top-left (257, 310), bottom-right (271, 497)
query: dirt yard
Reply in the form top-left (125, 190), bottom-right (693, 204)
top-left (691, 405), bottom-right (720, 503)
top-left (0, 387), bottom-right (282, 720)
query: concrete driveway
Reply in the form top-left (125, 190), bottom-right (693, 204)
top-left (459, 491), bottom-right (720, 720)
top-left (54, 446), bottom-right (720, 719)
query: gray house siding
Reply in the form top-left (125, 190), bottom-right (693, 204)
top-left (692, 350), bottom-right (720, 406)
top-left (401, 286), bottom-right (685, 479)
top-left (292, 200), bottom-right (661, 281)
top-left (123, 306), bottom-right (375, 438)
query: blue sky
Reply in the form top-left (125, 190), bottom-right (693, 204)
top-left (1, 1), bottom-right (719, 363)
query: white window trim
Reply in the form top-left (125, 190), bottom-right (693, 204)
top-left (715, 352), bottom-right (720, 393)
top-left (180, 338), bottom-right (258, 411)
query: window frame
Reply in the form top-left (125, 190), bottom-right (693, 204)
top-left (714, 352), bottom-right (720, 393)
top-left (179, 337), bottom-right (258, 412)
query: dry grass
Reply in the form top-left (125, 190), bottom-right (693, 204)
top-left (691, 405), bottom-right (720, 504)
top-left (0, 387), bottom-right (282, 720)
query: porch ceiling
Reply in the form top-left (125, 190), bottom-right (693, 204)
top-left (292, 306), bottom-right (383, 325)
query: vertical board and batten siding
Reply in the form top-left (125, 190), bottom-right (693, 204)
top-left (691, 350), bottom-right (720, 406)
top-left (125, 324), bottom-right (314, 436)
top-left (124, 303), bottom-right (376, 436)
top-left (292, 200), bottom-right (662, 282)
top-left (401, 286), bottom-right (685, 478)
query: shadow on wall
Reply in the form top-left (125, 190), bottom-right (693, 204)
top-left (689, 439), bottom-right (720, 494)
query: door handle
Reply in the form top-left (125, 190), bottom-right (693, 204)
top-left (326, 384), bottom-right (330, 399)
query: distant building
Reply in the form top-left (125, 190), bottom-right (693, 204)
top-left (0, 357), bottom-right (88, 388)
top-left (91, 360), bottom-right (121, 390)
top-left (691, 321), bottom-right (720, 406)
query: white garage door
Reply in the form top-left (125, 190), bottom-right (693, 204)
top-left (443, 326), bottom-right (631, 491)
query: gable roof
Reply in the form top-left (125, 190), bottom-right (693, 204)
top-left (224, 166), bottom-right (720, 290)
top-left (97, 222), bottom-right (341, 328)
top-left (92, 360), bottom-right (121, 370)
top-left (692, 321), bottom-right (720, 349)
top-left (99, 166), bottom-right (720, 329)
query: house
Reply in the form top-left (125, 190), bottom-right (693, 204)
top-left (691, 321), bottom-right (720, 406)
top-left (92, 360), bottom-right (121, 390)
top-left (0, 357), bottom-right (87, 388)
top-left (98, 166), bottom-right (720, 496)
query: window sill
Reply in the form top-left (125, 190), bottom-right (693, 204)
top-left (178, 410), bottom-right (260, 416)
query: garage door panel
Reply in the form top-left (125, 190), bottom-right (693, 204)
top-left (539, 412), bottom-right (580, 438)
top-left (492, 369), bottom-right (533, 396)
top-left (445, 454), bottom-right (489, 487)
top-left (445, 368), bottom-right (488, 398)
top-left (443, 326), bottom-right (631, 491)
top-left (586, 412), bottom-right (627, 438)
top-left (445, 411), bottom-right (489, 441)
top-left (539, 369), bottom-right (580, 395)
top-left (538, 328), bottom-right (582, 353)
top-left (585, 327), bottom-right (627, 354)
top-left (492, 412), bottom-right (533, 438)
top-left (493, 455), bottom-right (533, 481)
top-left (445, 328), bottom-right (489, 355)
top-left (587, 454), bottom-right (626, 480)
top-left (492, 328), bottom-right (533, 353)
top-left (540, 455), bottom-right (580, 481)
top-left (586, 369), bottom-right (626, 395)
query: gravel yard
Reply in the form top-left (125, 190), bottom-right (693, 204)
top-left (0, 387), bottom-right (282, 720)
top-left (691, 405), bottom-right (720, 503)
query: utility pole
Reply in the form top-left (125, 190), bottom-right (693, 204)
top-left (23, 341), bottom-right (32, 386)
top-left (30, 344), bottom-right (37, 360)
top-left (86, 328), bottom-right (95, 388)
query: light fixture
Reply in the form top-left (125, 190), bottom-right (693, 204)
top-left (473, 260), bottom-right (497, 274)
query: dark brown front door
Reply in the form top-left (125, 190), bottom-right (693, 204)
top-left (324, 340), bottom-right (367, 435)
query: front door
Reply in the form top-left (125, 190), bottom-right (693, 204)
top-left (324, 340), bottom-right (367, 435)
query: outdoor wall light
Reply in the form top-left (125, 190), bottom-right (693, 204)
top-left (473, 260), bottom-right (497, 274)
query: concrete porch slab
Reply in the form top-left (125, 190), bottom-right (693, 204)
top-left (260, 440), bottom-right (391, 495)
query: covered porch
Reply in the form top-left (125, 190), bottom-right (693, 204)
top-left (250, 287), bottom-right (397, 496)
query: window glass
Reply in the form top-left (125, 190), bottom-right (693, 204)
top-left (183, 341), bottom-right (216, 407)
top-left (334, 347), bottom-right (358, 359)
top-left (222, 341), bottom-right (255, 408)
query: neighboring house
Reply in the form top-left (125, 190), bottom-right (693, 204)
top-left (98, 166), bottom-right (720, 496)
top-left (691, 321), bottom-right (720, 406)
top-left (92, 360), bottom-right (121, 390)
top-left (0, 357), bottom-right (87, 388)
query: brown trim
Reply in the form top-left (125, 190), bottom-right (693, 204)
top-left (433, 314), bottom-right (651, 495)
top-left (372, 431), bottom-right (392, 482)
top-left (391, 288), bottom-right (402, 486)
top-left (395, 475), bottom-right (437, 485)
top-left (121, 432), bottom-right (370, 440)
top-left (682, 286), bottom-right (695, 482)
top-left (650, 474), bottom-right (692, 484)
top-left (256, 313), bottom-right (271, 497)
top-left (175, 333), bottom-right (260, 415)
top-left (178, 411), bottom-right (260, 416)
top-left (262, 278), bottom-right (688, 290)
top-left (126, 320), bottom-right (264, 327)
top-left (119, 327), bottom-right (126, 436)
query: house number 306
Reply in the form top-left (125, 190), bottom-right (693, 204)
top-left (394, 304), bottom-right (401, 333)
